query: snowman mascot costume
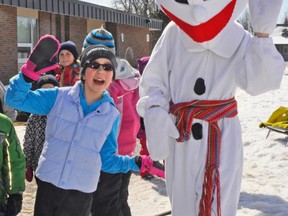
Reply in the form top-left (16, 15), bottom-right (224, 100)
top-left (137, 0), bottom-right (285, 215)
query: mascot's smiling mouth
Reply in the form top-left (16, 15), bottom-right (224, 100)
top-left (161, 0), bottom-right (237, 43)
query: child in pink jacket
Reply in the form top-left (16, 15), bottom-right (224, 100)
top-left (108, 59), bottom-right (141, 156)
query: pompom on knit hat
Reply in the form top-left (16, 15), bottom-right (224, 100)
top-left (83, 26), bottom-right (116, 54)
top-left (58, 41), bottom-right (78, 60)
top-left (80, 44), bottom-right (117, 80)
top-left (37, 74), bottom-right (59, 89)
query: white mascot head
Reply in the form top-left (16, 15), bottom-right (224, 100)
top-left (156, 0), bottom-right (248, 43)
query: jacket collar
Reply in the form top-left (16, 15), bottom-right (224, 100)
top-left (68, 81), bottom-right (81, 104)
top-left (68, 81), bottom-right (115, 106)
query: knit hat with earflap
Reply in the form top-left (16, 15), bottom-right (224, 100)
top-left (58, 41), bottom-right (78, 60)
top-left (83, 26), bottom-right (116, 54)
top-left (80, 45), bottom-right (117, 80)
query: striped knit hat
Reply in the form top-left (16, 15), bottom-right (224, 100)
top-left (83, 26), bottom-right (116, 54)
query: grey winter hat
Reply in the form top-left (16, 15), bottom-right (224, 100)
top-left (80, 45), bottom-right (117, 80)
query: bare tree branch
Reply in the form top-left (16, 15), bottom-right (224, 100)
top-left (112, 0), bottom-right (159, 17)
top-left (237, 8), bottom-right (253, 33)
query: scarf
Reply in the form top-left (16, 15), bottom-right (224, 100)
top-left (169, 98), bottom-right (238, 216)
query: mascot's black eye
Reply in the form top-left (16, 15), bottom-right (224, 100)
top-left (175, 0), bottom-right (189, 4)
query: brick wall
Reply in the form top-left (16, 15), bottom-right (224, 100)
top-left (107, 23), bottom-right (151, 68)
top-left (68, 16), bottom-right (87, 55)
top-left (38, 13), bottom-right (87, 58)
top-left (0, 5), bottom-right (17, 85)
top-left (39, 12), bottom-right (52, 36)
top-left (150, 30), bottom-right (162, 53)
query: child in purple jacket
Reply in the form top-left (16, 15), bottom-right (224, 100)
top-left (83, 27), bottom-right (164, 216)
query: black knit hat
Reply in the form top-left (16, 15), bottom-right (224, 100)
top-left (80, 45), bottom-right (117, 80)
top-left (58, 41), bottom-right (78, 60)
top-left (37, 74), bottom-right (59, 89)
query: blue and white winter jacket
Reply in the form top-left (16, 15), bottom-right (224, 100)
top-left (5, 73), bottom-right (139, 193)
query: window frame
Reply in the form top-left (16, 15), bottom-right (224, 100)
top-left (17, 16), bottom-right (38, 65)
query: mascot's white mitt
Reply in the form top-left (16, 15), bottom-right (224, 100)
top-left (137, 96), bottom-right (179, 160)
top-left (249, 0), bottom-right (283, 35)
top-left (144, 107), bottom-right (179, 160)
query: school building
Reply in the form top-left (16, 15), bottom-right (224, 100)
top-left (0, 0), bottom-right (163, 85)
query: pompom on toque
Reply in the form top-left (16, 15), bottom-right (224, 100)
top-left (83, 26), bottom-right (116, 54)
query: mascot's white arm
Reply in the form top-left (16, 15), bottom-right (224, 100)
top-left (238, 0), bottom-right (285, 95)
top-left (137, 24), bottom-right (179, 161)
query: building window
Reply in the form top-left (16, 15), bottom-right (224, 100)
top-left (17, 17), bottom-right (37, 64)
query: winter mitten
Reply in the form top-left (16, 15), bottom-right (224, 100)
top-left (21, 35), bottom-right (60, 81)
top-left (144, 106), bottom-right (179, 160)
top-left (135, 155), bottom-right (165, 179)
top-left (249, 0), bottom-right (283, 35)
top-left (6, 194), bottom-right (22, 216)
top-left (25, 166), bottom-right (33, 182)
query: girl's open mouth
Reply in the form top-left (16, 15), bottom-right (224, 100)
top-left (93, 78), bottom-right (105, 85)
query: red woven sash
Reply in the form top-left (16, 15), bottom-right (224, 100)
top-left (169, 98), bottom-right (238, 216)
